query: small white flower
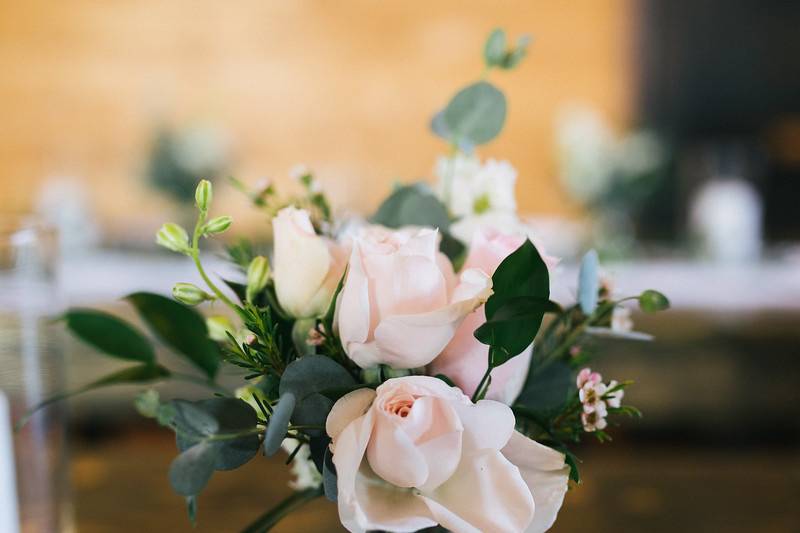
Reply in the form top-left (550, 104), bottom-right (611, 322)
top-left (605, 379), bottom-right (624, 409)
top-left (579, 382), bottom-right (608, 416)
top-left (576, 367), bottom-right (601, 389)
top-left (434, 155), bottom-right (517, 218)
top-left (280, 439), bottom-right (322, 490)
top-left (581, 410), bottom-right (608, 432)
top-left (289, 163), bottom-right (311, 182)
top-left (611, 306), bottom-right (634, 333)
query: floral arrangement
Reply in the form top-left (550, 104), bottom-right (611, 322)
top-left (26, 29), bottom-right (668, 532)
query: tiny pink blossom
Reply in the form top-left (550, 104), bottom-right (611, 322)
top-left (306, 327), bottom-right (325, 347)
top-left (581, 410), bottom-right (608, 432)
top-left (605, 379), bottom-right (624, 408)
top-left (576, 367), bottom-right (602, 389)
top-left (244, 333), bottom-right (257, 346)
top-left (579, 382), bottom-right (608, 416)
top-left (569, 345), bottom-right (582, 358)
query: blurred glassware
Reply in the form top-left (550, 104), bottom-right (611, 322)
top-left (0, 217), bottom-right (72, 533)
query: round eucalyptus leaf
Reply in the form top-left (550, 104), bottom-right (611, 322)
top-left (442, 81), bottom-right (506, 146)
top-left (168, 441), bottom-right (218, 496)
top-left (323, 447), bottom-right (338, 502)
top-left (279, 355), bottom-right (356, 401)
top-left (578, 249), bottom-right (599, 315)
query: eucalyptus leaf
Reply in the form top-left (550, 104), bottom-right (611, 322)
top-left (168, 441), bottom-right (218, 496)
top-left (63, 309), bottom-right (155, 363)
top-left (517, 359), bottom-right (575, 414)
top-left (323, 447), bottom-right (338, 502)
top-left (442, 81), bottom-right (506, 146)
top-left (430, 111), bottom-right (450, 139)
top-left (371, 183), bottom-right (450, 231)
top-left (484, 28), bottom-right (507, 66)
top-left (263, 392), bottom-right (295, 456)
top-left (126, 292), bottom-right (220, 378)
top-left (578, 249), bottom-right (599, 315)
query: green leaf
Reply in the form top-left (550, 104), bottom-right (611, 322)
top-left (484, 28), bottom-right (507, 67)
top-left (441, 81), bottom-right (507, 146)
top-left (126, 292), bottom-right (220, 378)
top-left (17, 364), bottom-right (169, 431)
top-left (517, 359), bottom-right (575, 413)
top-left (371, 183), bottom-right (450, 231)
top-left (638, 289), bottom-right (670, 313)
top-left (263, 392), bottom-right (295, 456)
top-left (485, 240), bottom-right (549, 319)
top-left (279, 355), bottom-right (356, 436)
top-left (175, 398), bottom-right (261, 470)
top-left (63, 309), bottom-right (155, 363)
top-left (168, 441), bottom-right (218, 496)
top-left (474, 297), bottom-right (560, 364)
top-left (322, 447), bottom-right (337, 502)
top-left (578, 249), bottom-right (599, 314)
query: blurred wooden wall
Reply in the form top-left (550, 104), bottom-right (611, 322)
top-left (0, 0), bottom-right (633, 239)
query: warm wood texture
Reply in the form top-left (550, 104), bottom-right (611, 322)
top-left (0, 0), bottom-right (633, 237)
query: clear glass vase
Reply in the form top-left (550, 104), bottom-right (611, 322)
top-left (0, 216), bottom-right (72, 533)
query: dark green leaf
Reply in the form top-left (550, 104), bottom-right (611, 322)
top-left (442, 81), bottom-right (506, 146)
top-left (126, 292), bottom-right (220, 378)
top-left (474, 297), bottom-right (560, 364)
top-left (517, 359), bottom-right (575, 414)
top-left (434, 374), bottom-right (456, 387)
top-left (17, 364), bottom-right (169, 430)
top-left (578, 249), bottom-right (599, 314)
top-left (186, 496), bottom-right (198, 527)
top-left (485, 239), bottom-right (549, 320)
top-left (263, 392), bottom-right (295, 456)
top-left (63, 309), bottom-right (155, 363)
top-left (371, 183), bottom-right (450, 231)
top-left (638, 289), bottom-right (670, 313)
top-left (168, 441), bottom-right (218, 496)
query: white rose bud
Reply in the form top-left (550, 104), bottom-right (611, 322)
top-left (203, 215), bottom-right (232, 235)
top-left (272, 206), bottom-right (348, 318)
top-left (156, 223), bottom-right (190, 254)
top-left (195, 179), bottom-right (212, 211)
top-left (172, 282), bottom-right (213, 306)
top-left (246, 256), bottom-right (270, 302)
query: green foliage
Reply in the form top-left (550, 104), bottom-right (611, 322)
top-left (322, 447), bottom-right (337, 502)
top-left (279, 355), bottom-right (356, 435)
top-left (371, 183), bottom-right (450, 231)
top-left (263, 392), bottom-right (295, 456)
top-left (516, 359), bottom-right (575, 414)
top-left (169, 441), bottom-right (217, 496)
top-left (434, 81), bottom-right (507, 148)
top-left (484, 28), bottom-right (532, 70)
top-left (578, 249), bottom-right (599, 314)
top-left (475, 240), bottom-right (552, 365)
top-left (240, 487), bottom-right (324, 533)
top-left (62, 309), bottom-right (155, 363)
top-left (126, 292), bottom-right (220, 378)
top-left (639, 289), bottom-right (670, 313)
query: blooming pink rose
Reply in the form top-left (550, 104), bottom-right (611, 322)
top-left (337, 226), bottom-right (492, 369)
top-left (272, 206), bottom-right (348, 318)
top-left (326, 376), bottom-right (570, 533)
top-left (429, 228), bottom-right (558, 404)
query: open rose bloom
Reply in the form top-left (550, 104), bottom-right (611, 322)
top-left (338, 226), bottom-right (493, 369)
top-left (327, 376), bottom-right (570, 533)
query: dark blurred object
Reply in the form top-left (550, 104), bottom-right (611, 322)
top-left (146, 125), bottom-right (230, 206)
top-left (635, 0), bottom-right (800, 243)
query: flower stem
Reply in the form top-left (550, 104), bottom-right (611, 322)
top-left (191, 209), bottom-right (238, 310)
top-left (471, 366), bottom-right (493, 402)
top-left (240, 487), bottom-right (324, 533)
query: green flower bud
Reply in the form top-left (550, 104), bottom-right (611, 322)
top-left (172, 282), bottom-right (213, 306)
top-left (203, 215), bottom-right (232, 235)
top-left (156, 223), bottom-right (190, 253)
top-left (195, 179), bottom-right (212, 211)
top-left (246, 255), bottom-right (270, 302)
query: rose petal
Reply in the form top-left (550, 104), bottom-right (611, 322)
top-left (420, 449), bottom-right (535, 533)
top-left (338, 242), bottom-right (372, 346)
top-left (453, 399), bottom-right (516, 452)
top-left (367, 411), bottom-right (429, 488)
top-left (502, 432), bottom-right (570, 533)
top-left (327, 388), bottom-right (376, 445)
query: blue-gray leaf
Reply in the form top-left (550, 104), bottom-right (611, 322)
top-left (578, 249), bottom-right (599, 315)
top-left (263, 392), bottom-right (295, 456)
top-left (168, 441), bottom-right (218, 496)
top-left (442, 81), bottom-right (507, 146)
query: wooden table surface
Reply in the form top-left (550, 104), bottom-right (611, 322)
top-left (68, 428), bottom-right (800, 533)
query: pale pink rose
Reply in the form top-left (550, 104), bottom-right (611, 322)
top-left (337, 226), bottom-right (492, 369)
top-left (327, 376), bottom-right (570, 533)
top-left (272, 207), bottom-right (348, 318)
top-left (429, 228), bottom-right (557, 404)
